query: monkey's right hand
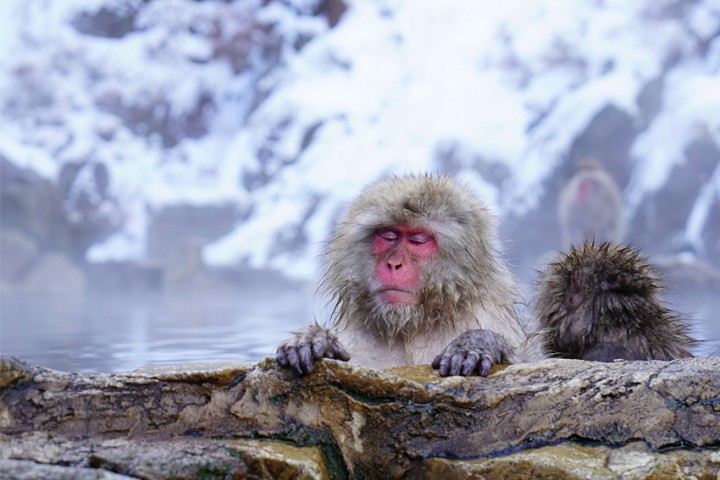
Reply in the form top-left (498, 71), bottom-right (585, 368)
top-left (276, 324), bottom-right (351, 375)
top-left (432, 329), bottom-right (510, 377)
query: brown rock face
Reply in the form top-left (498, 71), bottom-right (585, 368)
top-left (1, 356), bottom-right (719, 479)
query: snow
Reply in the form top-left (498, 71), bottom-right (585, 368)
top-left (627, 60), bottom-right (720, 218)
top-left (683, 163), bottom-right (720, 254)
top-left (1, 0), bottom-right (719, 277)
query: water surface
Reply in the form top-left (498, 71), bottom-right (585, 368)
top-left (1, 282), bottom-right (717, 373)
top-left (1, 282), bottom-right (314, 373)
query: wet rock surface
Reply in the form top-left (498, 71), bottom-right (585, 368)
top-left (1, 356), bottom-right (719, 479)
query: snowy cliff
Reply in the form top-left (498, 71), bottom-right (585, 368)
top-left (1, 0), bottom-right (718, 280)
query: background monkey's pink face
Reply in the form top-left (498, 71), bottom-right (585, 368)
top-left (371, 225), bottom-right (437, 306)
top-left (576, 178), bottom-right (594, 204)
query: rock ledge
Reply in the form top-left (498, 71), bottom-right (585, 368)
top-left (1, 356), bottom-right (719, 479)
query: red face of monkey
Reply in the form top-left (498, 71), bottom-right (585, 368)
top-left (371, 225), bottom-right (438, 306)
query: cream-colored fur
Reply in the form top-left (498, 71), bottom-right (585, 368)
top-left (337, 304), bottom-right (528, 368)
top-left (279, 174), bottom-right (535, 371)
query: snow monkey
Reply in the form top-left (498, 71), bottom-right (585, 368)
top-left (276, 176), bottom-right (694, 376)
top-left (558, 160), bottom-right (625, 249)
top-left (535, 241), bottom-right (696, 361)
top-left (276, 174), bottom-right (529, 376)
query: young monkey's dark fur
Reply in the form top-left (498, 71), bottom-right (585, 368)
top-left (535, 241), bottom-right (696, 361)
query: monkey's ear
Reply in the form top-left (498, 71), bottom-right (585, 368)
top-left (565, 271), bottom-right (583, 312)
top-left (566, 272), bottom-right (594, 338)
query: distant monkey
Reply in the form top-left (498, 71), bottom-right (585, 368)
top-left (276, 174), bottom-right (527, 376)
top-left (558, 160), bottom-right (624, 249)
top-left (535, 241), bottom-right (696, 361)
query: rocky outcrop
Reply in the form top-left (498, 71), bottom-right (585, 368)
top-left (0, 157), bottom-right (119, 294)
top-left (1, 356), bottom-right (719, 479)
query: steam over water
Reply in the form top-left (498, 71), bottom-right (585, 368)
top-left (0, 281), bottom-right (314, 373)
top-left (1, 280), bottom-right (717, 373)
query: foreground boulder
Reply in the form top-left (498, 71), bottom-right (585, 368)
top-left (1, 356), bottom-right (719, 479)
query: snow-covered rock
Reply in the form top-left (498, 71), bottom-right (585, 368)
top-left (0, 0), bottom-right (717, 280)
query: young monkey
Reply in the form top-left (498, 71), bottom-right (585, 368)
top-left (535, 241), bottom-right (696, 361)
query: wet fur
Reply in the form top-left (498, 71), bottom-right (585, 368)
top-left (535, 241), bottom-right (695, 361)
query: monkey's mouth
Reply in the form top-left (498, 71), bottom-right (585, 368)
top-left (376, 288), bottom-right (417, 306)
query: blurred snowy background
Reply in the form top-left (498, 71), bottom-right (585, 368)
top-left (1, 0), bottom-right (719, 371)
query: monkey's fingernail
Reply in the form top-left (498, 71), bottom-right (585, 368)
top-left (334, 344), bottom-right (351, 361)
top-left (431, 355), bottom-right (441, 368)
top-left (461, 353), bottom-right (479, 376)
top-left (298, 345), bottom-right (313, 367)
top-left (449, 354), bottom-right (464, 376)
top-left (287, 349), bottom-right (302, 373)
top-left (479, 357), bottom-right (492, 376)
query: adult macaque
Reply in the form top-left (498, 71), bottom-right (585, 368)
top-left (558, 160), bottom-right (625, 249)
top-left (276, 174), bottom-right (528, 376)
top-left (535, 241), bottom-right (696, 361)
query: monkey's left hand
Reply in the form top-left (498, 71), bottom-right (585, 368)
top-left (432, 329), bottom-right (510, 377)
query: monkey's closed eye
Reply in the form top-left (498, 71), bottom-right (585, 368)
top-left (408, 233), bottom-right (432, 244)
top-left (377, 229), bottom-right (399, 241)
